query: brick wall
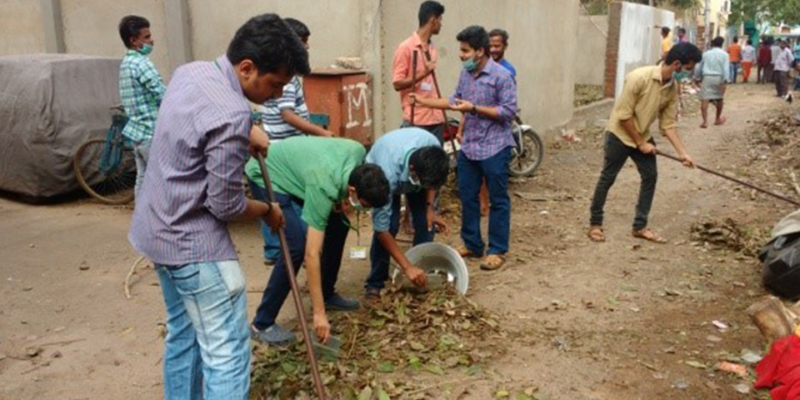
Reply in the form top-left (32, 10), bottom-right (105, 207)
top-left (603, 2), bottom-right (622, 98)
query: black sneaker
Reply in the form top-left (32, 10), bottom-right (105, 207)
top-left (364, 287), bottom-right (381, 300)
top-left (325, 294), bottom-right (360, 311)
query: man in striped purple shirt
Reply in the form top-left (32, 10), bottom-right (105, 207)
top-left (412, 25), bottom-right (517, 271)
top-left (128, 14), bottom-right (309, 400)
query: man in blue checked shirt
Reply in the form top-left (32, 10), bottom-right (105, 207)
top-left (117, 15), bottom-right (166, 199)
top-left (411, 25), bottom-right (517, 272)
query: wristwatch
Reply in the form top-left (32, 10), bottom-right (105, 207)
top-left (470, 104), bottom-right (477, 115)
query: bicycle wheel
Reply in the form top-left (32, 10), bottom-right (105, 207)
top-left (73, 139), bottom-right (136, 204)
top-left (509, 128), bottom-right (544, 177)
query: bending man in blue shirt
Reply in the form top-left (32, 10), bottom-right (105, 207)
top-left (365, 127), bottom-right (451, 298)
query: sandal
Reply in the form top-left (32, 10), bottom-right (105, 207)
top-left (456, 245), bottom-right (482, 259)
top-left (587, 226), bottom-right (606, 242)
top-left (632, 228), bottom-right (668, 244)
top-left (480, 254), bottom-right (506, 271)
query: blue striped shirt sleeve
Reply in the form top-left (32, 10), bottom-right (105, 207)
top-left (203, 118), bottom-right (250, 221)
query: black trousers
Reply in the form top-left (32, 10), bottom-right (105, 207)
top-left (589, 133), bottom-right (658, 231)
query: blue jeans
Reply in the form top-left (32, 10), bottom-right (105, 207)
top-left (252, 192), bottom-right (349, 329)
top-left (457, 148), bottom-right (511, 255)
top-left (133, 139), bottom-right (151, 199)
top-left (247, 179), bottom-right (281, 261)
top-left (366, 190), bottom-right (433, 290)
top-left (155, 261), bottom-right (250, 400)
top-left (730, 62), bottom-right (740, 84)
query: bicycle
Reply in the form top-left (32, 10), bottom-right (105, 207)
top-left (73, 106), bottom-right (137, 204)
top-left (442, 114), bottom-right (544, 177)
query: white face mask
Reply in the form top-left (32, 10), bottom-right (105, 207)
top-left (408, 173), bottom-right (421, 187)
top-left (348, 195), bottom-right (370, 212)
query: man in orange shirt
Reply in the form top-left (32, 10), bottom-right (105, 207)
top-left (728, 36), bottom-right (742, 84)
top-left (392, 1), bottom-right (446, 142)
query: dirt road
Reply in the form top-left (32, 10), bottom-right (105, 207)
top-left (0, 83), bottom-right (795, 400)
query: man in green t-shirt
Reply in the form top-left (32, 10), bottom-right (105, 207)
top-left (246, 137), bottom-right (390, 345)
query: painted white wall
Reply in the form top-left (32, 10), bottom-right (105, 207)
top-left (615, 2), bottom-right (674, 98)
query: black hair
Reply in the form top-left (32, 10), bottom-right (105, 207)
top-left (418, 1), bottom-right (445, 27)
top-left (747, 39), bottom-right (753, 45)
top-left (284, 18), bottom-right (310, 40)
top-left (349, 164), bottom-right (390, 208)
top-left (409, 146), bottom-right (450, 189)
top-left (489, 29), bottom-right (509, 45)
top-left (661, 27), bottom-right (671, 37)
top-left (665, 42), bottom-right (703, 64)
top-left (456, 25), bottom-right (490, 54)
top-left (678, 28), bottom-right (686, 35)
top-left (226, 13), bottom-right (310, 76)
top-left (118, 15), bottom-right (150, 48)
top-left (733, 36), bottom-right (739, 43)
top-left (711, 36), bottom-right (724, 48)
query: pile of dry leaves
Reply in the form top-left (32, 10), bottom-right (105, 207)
top-left (250, 286), bottom-right (507, 400)
top-left (744, 110), bottom-right (800, 184)
top-left (690, 218), bottom-right (771, 257)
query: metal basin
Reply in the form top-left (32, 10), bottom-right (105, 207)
top-left (392, 242), bottom-right (469, 295)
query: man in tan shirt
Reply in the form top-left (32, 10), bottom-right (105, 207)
top-left (588, 43), bottom-right (701, 244)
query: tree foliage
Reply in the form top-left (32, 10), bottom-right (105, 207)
top-left (730, 0), bottom-right (800, 25)
top-left (580, 0), bottom-right (700, 15)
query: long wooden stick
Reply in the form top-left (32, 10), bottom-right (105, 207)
top-left (256, 153), bottom-right (326, 400)
top-left (410, 50), bottom-right (418, 126)
top-left (424, 49), bottom-right (459, 153)
top-left (656, 150), bottom-right (800, 207)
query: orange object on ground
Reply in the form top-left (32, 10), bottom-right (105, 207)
top-left (717, 361), bottom-right (747, 377)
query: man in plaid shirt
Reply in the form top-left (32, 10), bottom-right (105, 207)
top-left (118, 15), bottom-right (166, 199)
top-left (411, 25), bottom-right (517, 271)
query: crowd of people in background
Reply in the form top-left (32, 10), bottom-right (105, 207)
top-left (659, 28), bottom-right (798, 130)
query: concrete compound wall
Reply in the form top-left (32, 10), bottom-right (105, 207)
top-left (59, 0), bottom-right (172, 79)
top-left (0, 0), bottom-right (46, 56)
top-left (188, 0), bottom-right (364, 71)
top-left (605, 2), bottom-right (674, 98)
top-left (0, 0), bottom-right (579, 138)
top-left (380, 0), bottom-right (579, 135)
top-left (576, 15), bottom-right (608, 86)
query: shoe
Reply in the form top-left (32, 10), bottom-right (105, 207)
top-left (264, 258), bottom-right (277, 266)
top-left (364, 287), bottom-right (382, 300)
top-left (480, 254), bottom-right (506, 271)
top-left (251, 324), bottom-right (296, 346)
top-left (325, 294), bottom-right (360, 311)
top-left (455, 245), bottom-right (482, 259)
